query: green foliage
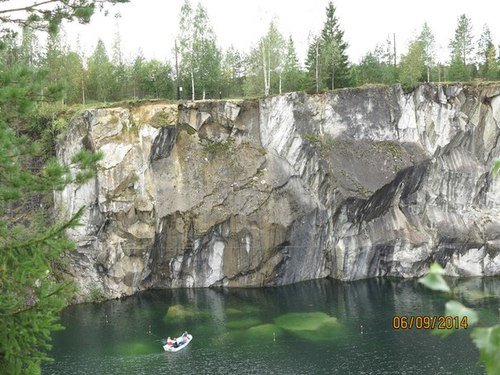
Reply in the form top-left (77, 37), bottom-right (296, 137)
top-left (221, 46), bottom-right (244, 98)
top-left (419, 263), bottom-right (500, 374)
top-left (471, 326), bottom-right (500, 375)
top-left (0, 1), bottom-right (122, 373)
top-left (418, 263), bottom-right (450, 292)
top-left (303, 133), bottom-right (333, 156)
top-left (448, 14), bottom-right (474, 82)
top-left (176, 0), bottom-right (221, 100)
top-left (89, 286), bottom-right (106, 303)
top-left (493, 160), bottom-right (500, 176)
top-left (305, 2), bottom-right (351, 91)
top-left (399, 39), bottom-right (425, 90)
top-left (477, 25), bottom-right (499, 80)
top-left (244, 21), bottom-right (286, 97)
top-left (202, 139), bottom-right (234, 155)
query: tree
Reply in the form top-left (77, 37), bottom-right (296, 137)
top-left (221, 46), bottom-right (244, 98)
top-left (399, 38), bottom-right (425, 89)
top-left (0, 1), bottom-right (127, 373)
top-left (243, 21), bottom-right (285, 97)
top-left (306, 2), bottom-right (351, 91)
top-left (448, 14), bottom-right (474, 81)
top-left (19, 26), bottom-right (41, 67)
top-left (418, 22), bottom-right (436, 82)
top-left (281, 36), bottom-right (303, 93)
top-left (110, 28), bottom-right (128, 101)
top-left (177, 0), bottom-right (195, 100)
top-left (0, 0), bottom-right (128, 33)
top-left (86, 39), bottom-right (114, 102)
top-left (320, 1), bottom-right (351, 88)
top-left (305, 35), bottom-right (321, 92)
top-left (477, 25), bottom-right (499, 80)
top-left (354, 51), bottom-right (385, 85)
top-left (192, 2), bottom-right (221, 99)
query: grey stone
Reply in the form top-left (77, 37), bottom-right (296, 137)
top-left (54, 85), bottom-right (500, 302)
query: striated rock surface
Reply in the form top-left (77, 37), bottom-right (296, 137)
top-left (55, 84), bottom-right (500, 300)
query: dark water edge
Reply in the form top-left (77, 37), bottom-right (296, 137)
top-left (43, 277), bottom-right (500, 375)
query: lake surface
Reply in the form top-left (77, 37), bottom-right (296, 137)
top-left (43, 277), bottom-right (499, 374)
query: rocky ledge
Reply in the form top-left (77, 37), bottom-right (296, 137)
top-left (54, 84), bottom-right (500, 300)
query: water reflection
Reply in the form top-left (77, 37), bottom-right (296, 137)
top-left (44, 277), bottom-right (499, 374)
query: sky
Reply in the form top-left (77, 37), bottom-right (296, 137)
top-left (21, 0), bottom-right (500, 64)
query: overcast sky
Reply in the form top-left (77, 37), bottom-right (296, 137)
top-left (59, 0), bottom-right (500, 65)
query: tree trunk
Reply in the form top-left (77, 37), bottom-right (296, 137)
top-left (268, 41), bottom-right (271, 95)
top-left (279, 72), bottom-right (282, 94)
top-left (262, 44), bottom-right (268, 96)
top-left (331, 63), bottom-right (335, 90)
top-left (202, 87), bottom-right (206, 100)
top-left (393, 33), bottom-right (397, 66)
top-left (175, 40), bottom-right (180, 100)
top-left (81, 75), bottom-right (85, 105)
top-left (427, 65), bottom-right (430, 83)
top-left (190, 68), bottom-right (195, 101)
top-left (315, 42), bottom-right (319, 93)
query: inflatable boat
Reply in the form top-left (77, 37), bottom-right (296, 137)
top-left (162, 333), bottom-right (192, 352)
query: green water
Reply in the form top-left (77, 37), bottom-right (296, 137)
top-left (43, 278), bottom-right (499, 374)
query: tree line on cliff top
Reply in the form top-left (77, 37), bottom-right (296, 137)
top-left (1, 1), bottom-right (500, 105)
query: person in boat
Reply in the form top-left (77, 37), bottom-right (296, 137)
top-left (176, 335), bottom-right (185, 345)
top-left (166, 337), bottom-right (173, 346)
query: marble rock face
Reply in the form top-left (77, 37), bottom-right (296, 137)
top-left (54, 84), bottom-right (500, 300)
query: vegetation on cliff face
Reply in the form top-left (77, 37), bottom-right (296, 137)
top-left (0, 1), bottom-right (126, 373)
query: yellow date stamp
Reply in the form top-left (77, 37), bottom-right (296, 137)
top-left (392, 315), bottom-right (469, 330)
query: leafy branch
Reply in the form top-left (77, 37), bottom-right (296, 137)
top-left (419, 263), bottom-right (500, 374)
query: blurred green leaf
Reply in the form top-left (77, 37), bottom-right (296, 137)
top-left (445, 300), bottom-right (478, 326)
top-left (418, 264), bottom-right (450, 292)
top-left (471, 325), bottom-right (500, 375)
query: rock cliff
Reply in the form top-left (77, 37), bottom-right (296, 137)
top-left (54, 84), bottom-right (500, 300)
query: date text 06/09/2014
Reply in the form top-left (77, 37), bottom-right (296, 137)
top-left (392, 315), bottom-right (469, 330)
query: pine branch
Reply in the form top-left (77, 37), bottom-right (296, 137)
top-left (0, 0), bottom-right (60, 15)
top-left (0, 206), bottom-right (84, 252)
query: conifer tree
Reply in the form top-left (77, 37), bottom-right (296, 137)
top-left (477, 25), bottom-right (499, 80)
top-left (86, 40), bottom-right (114, 102)
top-left (0, 1), bottom-right (127, 373)
top-left (448, 14), bottom-right (474, 81)
top-left (281, 36), bottom-right (303, 93)
top-left (306, 2), bottom-right (351, 90)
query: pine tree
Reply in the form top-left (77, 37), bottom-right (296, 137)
top-left (111, 28), bottom-right (128, 101)
top-left (86, 40), bottom-right (114, 102)
top-left (477, 25), bottom-right (499, 80)
top-left (448, 14), bottom-right (474, 81)
top-left (306, 2), bottom-right (351, 91)
top-left (19, 26), bottom-right (41, 67)
top-left (281, 36), bottom-right (303, 93)
top-left (305, 35), bottom-right (323, 92)
top-left (0, 1), bottom-right (127, 373)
